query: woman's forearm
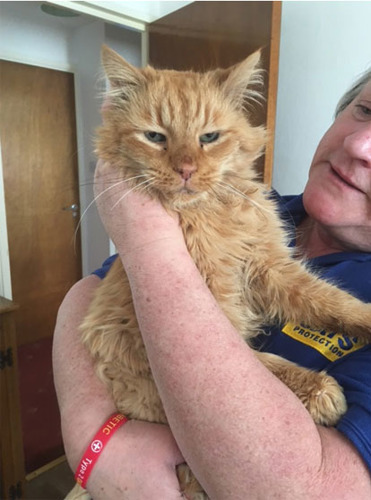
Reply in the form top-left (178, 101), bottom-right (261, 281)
top-left (53, 275), bottom-right (185, 500)
top-left (52, 275), bottom-right (117, 468)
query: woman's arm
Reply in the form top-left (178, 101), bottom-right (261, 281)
top-left (94, 161), bottom-right (371, 499)
top-left (53, 275), bottom-right (185, 499)
top-left (122, 236), bottom-right (371, 499)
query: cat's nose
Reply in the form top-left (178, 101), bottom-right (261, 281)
top-left (174, 155), bottom-right (197, 181)
top-left (177, 164), bottom-right (197, 180)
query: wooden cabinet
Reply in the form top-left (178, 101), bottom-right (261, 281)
top-left (148, 1), bottom-right (282, 185)
top-left (0, 297), bottom-right (25, 499)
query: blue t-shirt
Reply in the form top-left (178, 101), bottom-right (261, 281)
top-left (93, 193), bottom-right (371, 472)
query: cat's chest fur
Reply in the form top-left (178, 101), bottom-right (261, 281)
top-left (177, 193), bottom-right (278, 335)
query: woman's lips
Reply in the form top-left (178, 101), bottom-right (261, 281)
top-left (330, 166), bottom-right (364, 193)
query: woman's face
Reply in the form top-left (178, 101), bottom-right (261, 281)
top-left (303, 80), bottom-right (371, 249)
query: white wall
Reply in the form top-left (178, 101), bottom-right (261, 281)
top-left (0, 1), bottom-right (73, 71)
top-left (273, 1), bottom-right (371, 195)
top-left (105, 23), bottom-right (143, 66)
top-left (72, 22), bottom-right (143, 274)
top-left (71, 20), bottom-right (108, 276)
top-left (0, 144), bottom-right (11, 298)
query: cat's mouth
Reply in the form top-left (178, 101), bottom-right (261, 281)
top-left (153, 176), bottom-right (208, 206)
top-left (172, 177), bottom-right (200, 196)
top-left (168, 182), bottom-right (206, 206)
top-left (178, 185), bottom-right (197, 195)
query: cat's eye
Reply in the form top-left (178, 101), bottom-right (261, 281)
top-left (199, 132), bottom-right (220, 144)
top-left (145, 131), bottom-right (166, 143)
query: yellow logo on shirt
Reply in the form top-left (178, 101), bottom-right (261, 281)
top-left (282, 322), bottom-right (367, 361)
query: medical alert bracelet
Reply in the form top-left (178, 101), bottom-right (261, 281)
top-left (75, 412), bottom-right (128, 489)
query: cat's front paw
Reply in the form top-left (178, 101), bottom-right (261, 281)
top-left (255, 352), bottom-right (347, 427)
top-left (302, 371), bottom-right (347, 426)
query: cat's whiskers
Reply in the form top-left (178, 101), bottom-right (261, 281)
top-left (73, 174), bottom-right (149, 246)
top-left (110, 177), bottom-right (156, 211)
top-left (136, 178), bottom-right (157, 195)
top-left (216, 181), bottom-right (271, 215)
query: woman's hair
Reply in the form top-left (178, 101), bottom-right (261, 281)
top-left (335, 68), bottom-right (371, 117)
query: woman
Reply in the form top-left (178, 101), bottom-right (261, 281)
top-left (53, 72), bottom-right (371, 499)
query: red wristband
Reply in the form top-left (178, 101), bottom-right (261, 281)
top-left (75, 412), bottom-right (128, 489)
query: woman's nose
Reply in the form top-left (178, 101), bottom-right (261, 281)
top-left (344, 124), bottom-right (371, 168)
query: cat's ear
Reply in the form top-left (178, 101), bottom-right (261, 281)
top-left (214, 50), bottom-right (263, 107)
top-left (101, 45), bottom-right (145, 98)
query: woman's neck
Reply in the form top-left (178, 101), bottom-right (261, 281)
top-left (296, 218), bottom-right (348, 259)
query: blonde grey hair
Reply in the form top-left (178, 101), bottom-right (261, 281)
top-left (335, 68), bottom-right (371, 117)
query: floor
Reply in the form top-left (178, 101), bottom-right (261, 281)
top-left (18, 338), bottom-right (65, 473)
top-left (25, 460), bottom-right (76, 500)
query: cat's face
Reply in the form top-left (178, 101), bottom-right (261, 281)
top-left (97, 46), bottom-right (266, 208)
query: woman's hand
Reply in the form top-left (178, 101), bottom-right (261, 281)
top-left (86, 420), bottom-right (185, 500)
top-left (94, 160), bottom-right (181, 256)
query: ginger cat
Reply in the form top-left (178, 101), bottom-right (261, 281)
top-left (66, 46), bottom-right (371, 499)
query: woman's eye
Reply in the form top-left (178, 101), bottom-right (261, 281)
top-left (354, 104), bottom-right (371, 120)
top-left (145, 131), bottom-right (166, 143)
top-left (199, 132), bottom-right (220, 144)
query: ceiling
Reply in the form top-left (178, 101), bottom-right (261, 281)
top-left (1, 1), bottom-right (94, 30)
top-left (47, 1), bottom-right (194, 29)
top-left (0, 1), bottom-right (194, 33)
top-left (77, 1), bottom-right (194, 23)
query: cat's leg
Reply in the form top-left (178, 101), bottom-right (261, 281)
top-left (255, 351), bottom-right (347, 426)
top-left (252, 258), bottom-right (371, 341)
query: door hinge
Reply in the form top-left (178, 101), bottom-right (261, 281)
top-left (0, 347), bottom-right (13, 369)
top-left (8, 481), bottom-right (23, 499)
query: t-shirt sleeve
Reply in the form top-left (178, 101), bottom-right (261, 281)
top-left (91, 254), bottom-right (118, 279)
top-left (329, 347), bottom-right (371, 472)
